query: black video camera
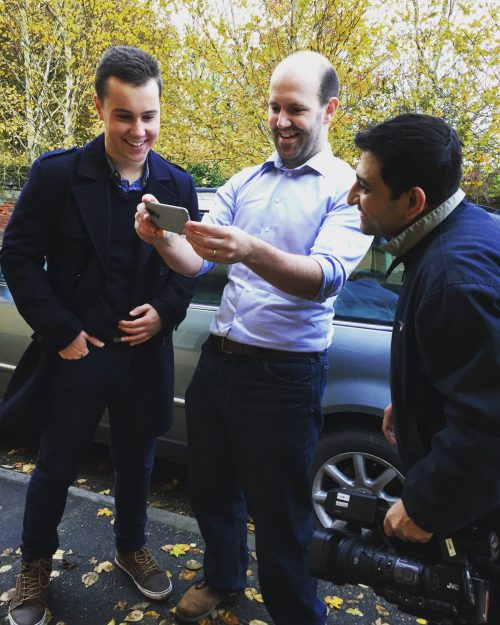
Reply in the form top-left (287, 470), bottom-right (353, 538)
top-left (309, 488), bottom-right (499, 625)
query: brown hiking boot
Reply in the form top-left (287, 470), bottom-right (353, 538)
top-left (8, 558), bottom-right (51, 625)
top-left (115, 545), bottom-right (172, 600)
top-left (176, 580), bottom-right (224, 622)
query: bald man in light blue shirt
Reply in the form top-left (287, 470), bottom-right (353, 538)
top-left (136, 51), bottom-right (372, 624)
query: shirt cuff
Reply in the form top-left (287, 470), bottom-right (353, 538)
top-left (311, 254), bottom-right (346, 302)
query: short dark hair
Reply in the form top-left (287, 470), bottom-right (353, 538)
top-left (319, 65), bottom-right (339, 104)
top-left (354, 113), bottom-right (463, 206)
top-left (95, 46), bottom-right (162, 101)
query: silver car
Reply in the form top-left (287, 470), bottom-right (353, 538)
top-left (0, 188), bottom-right (405, 527)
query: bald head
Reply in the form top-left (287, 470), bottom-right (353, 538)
top-left (271, 51), bottom-right (339, 104)
top-left (268, 51), bottom-right (340, 168)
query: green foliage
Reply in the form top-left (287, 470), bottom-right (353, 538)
top-left (185, 163), bottom-right (228, 188)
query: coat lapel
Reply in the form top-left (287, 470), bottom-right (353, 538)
top-left (72, 135), bottom-right (111, 273)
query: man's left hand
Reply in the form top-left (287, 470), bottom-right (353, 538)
top-left (384, 500), bottom-right (434, 543)
top-left (184, 221), bottom-right (254, 264)
top-left (118, 304), bottom-right (164, 346)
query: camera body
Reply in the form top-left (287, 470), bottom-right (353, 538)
top-left (309, 488), bottom-right (499, 625)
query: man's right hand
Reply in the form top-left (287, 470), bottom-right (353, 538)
top-left (58, 331), bottom-right (104, 360)
top-left (382, 402), bottom-right (397, 445)
top-left (135, 193), bottom-right (172, 245)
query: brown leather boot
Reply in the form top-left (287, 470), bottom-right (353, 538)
top-left (8, 558), bottom-right (51, 625)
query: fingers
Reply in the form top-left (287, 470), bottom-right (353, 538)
top-left (83, 332), bottom-right (105, 348)
top-left (382, 402), bottom-right (396, 445)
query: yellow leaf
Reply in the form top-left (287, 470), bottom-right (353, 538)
top-left (179, 569), bottom-right (197, 581)
top-left (22, 463), bottom-right (36, 474)
top-left (53, 549), bottom-right (65, 560)
top-left (186, 559), bottom-right (203, 570)
top-left (144, 611), bottom-right (160, 618)
top-left (416, 620), bottom-right (428, 624)
top-left (325, 595), bottom-right (343, 609)
top-left (0, 565), bottom-right (12, 573)
top-left (124, 610), bottom-right (144, 622)
top-left (169, 544), bottom-right (190, 557)
top-left (375, 603), bottom-right (390, 617)
top-left (100, 489), bottom-right (111, 495)
top-left (345, 607), bottom-right (364, 616)
top-left (106, 620), bottom-right (116, 625)
top-left (249, 621), bottom-right (270, 625)
top-left (1, 588), bottom-right (15, 602)
top-left (94, 561), bottom-right (114, 573)
top-left (81, 572), bottom-right (99, 587)
top-left (97, 507), bottom-right (113, 517)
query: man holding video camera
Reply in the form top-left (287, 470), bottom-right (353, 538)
top-left (347, 113), bottom-right (500, 622)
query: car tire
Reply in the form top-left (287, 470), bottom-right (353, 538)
top-left (311, 425), bottom-right (405, 528)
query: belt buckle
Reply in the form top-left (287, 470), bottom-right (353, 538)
top-left (221, 336), bottom-right (233, 354)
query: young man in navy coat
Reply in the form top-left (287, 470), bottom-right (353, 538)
top-left (0, 46), bottom-right (199, 625)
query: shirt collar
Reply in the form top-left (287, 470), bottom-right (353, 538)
top-left (381, 188), bottom-right (465, 257)
top-left (261, 145), bottom-right (334, 178)
top-left (105, 152), bottom-right (149, 192)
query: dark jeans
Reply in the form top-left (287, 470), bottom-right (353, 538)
top-left (185, 336), bottom-right (328, 625)
top-left (21, 343), bottom-right (156, 561)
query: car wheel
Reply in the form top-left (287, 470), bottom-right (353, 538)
top-left (311, 426), bottom-right (405, 528)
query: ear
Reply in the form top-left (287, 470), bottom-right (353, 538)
top-left (323, 97), bottom-right (339, 125)
top-left (93, 93), bottom-right (104, 120)
top-left (406, 186), bottom-right (427, 219)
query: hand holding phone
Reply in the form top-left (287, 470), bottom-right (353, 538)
top-left (145, 202), bottom-right (189, 234)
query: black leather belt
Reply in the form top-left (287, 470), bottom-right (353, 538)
top-left (209, 334), bottom-right (319, 359)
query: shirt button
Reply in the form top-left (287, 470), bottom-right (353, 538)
top-left (287, 172), bottom-right (292, 177)
top-left (246, 286), bottom-right (252, 292)
top-left (264, 226), bottom-right (270, 232)
top-left (237, 316), bottom-right (242, 322)
top-left (274, 198), bottom-right (280, 203)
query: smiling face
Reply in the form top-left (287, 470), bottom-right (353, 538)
top-left (347, 151), bottom-right (415, 238)
top-left (93, 76), bottom-right (160, 179)
top-left (268, 67), bottom-right (338, 169)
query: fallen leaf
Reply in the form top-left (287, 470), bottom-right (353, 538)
top-left (22, 463), bottom-right (36, 473)
top-left (144, 611), bottom-right (160, 618)
top-left (247, 522), bottom-right (255, 533)
top-left (244, 587), bottom-right (264, 603)
top-left (185, 559), bottom-right (202, 570)
top-left (89, 557), bottom-right (98, 565)
top-left (97, 507), bottom-right (113, 517)
top-left (325, 595), bottom-right (343, 609)
top-left (416, 620), bottom-right (428, 624)
top-left (7, 448), bottom-right (22, 455)
top-left (1, 588), bottom-right (15, 602)
top-left (100, 489), bottom-right (111, 495)
top-left (124, 610), bottom-right (144, 622)
top-left (50, 570), bottom-right (60, 578)
top-left (345, 607), bottom-right (364, 616)
top-left (216, 609), bottom-right (240, 624)
top-left (106, 620), bottom-right (116, 625)
top-left (169, 544), bottom-right (190, 557)
top-left (375, 603), bottom-right (390, 617)
top-left (53, 549), bottom-right (65, 560)
top-left (250, 551), bottom-right (257, 560)
top-left (115, 600), bottom-right (128, 610)
top-left (1, 548), bottom-right (14, 557)
top-left (94, 560), bottom-right (114, 573)
top-left (161, 544), bottom-right (173, 553)
top-left (131, 602), bottom-right (150, 610)
top-left (0, 464), bottom-right (15, 470)
top-left (179, 569), bottom-right (197, 581)
top-left (249, 621), bottom-right (269, 625)
top-left (0, 564), bottom-right (12, 573)
top-left (76, 478), bottom-right (87, 485)
top-left (81, 571), bottom-right (99, 587)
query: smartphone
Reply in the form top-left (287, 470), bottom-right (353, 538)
top-left (145, 202), bottom-right (189, 234)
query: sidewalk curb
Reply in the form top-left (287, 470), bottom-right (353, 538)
top-left (0, 466), bottom-right (201, 535)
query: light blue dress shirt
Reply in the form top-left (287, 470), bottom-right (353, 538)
top-left (196, 146), bottom-right (372, 352)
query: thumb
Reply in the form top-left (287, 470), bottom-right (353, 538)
top-left (83, 332), bottom-right (105, 348)
top-left (129, 304), bottom-right (149, 317)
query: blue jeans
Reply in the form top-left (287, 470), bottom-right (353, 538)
top-left (21, 343), bottom-right (156, 561)
top-left (185, 336), bottom-right (328, 625)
